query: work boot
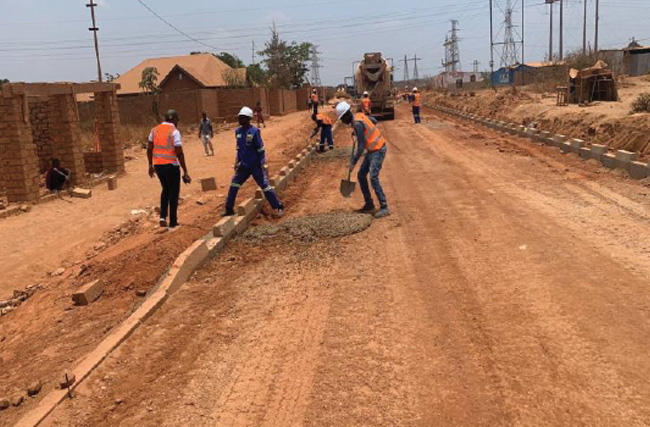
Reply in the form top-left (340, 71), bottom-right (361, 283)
top-left (222, 208), bottom-right (235, 217)
top-left (356, 204), bottom-right (375, 214)
top-left (273, 204), bottom-right (285, 218)
top-left (374, 207), bottom-right (390, 218)
top-left (159, 218), bottom-right (168, 228)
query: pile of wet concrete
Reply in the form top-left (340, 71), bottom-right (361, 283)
top-left (239, 212), bottom-right (372, 244)
top-left (315, 147), bottom-right (352, 160)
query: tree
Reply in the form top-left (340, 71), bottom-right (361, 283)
top-left (215, 52), bottom-right (244, 69)
top-left (0, 78), bottom-right (8, 88)
top-left (139, 67), bottom-right (161, 119)
top-left (246, 63), bottom-right (266, 86)
top-left (104, 73), bottom-right (120, 82)
top-left (222, 68), bottom-right (246, 87)
top-left (259, 24), bottom-right (313, 89)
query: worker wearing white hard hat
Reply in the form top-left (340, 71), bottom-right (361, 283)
top-left (361, 91), bottom-right (371, 115)
top-left (336, 101), bottom-right (390, 218)
top-left (412, 87), bottom-right (422, 123)
top-left (223, 106), bottom-right (284, 217)
top-left (311, 89), bottom-right (319, 114)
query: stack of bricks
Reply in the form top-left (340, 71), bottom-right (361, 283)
top-left (0, 94), bottom-right (41, 202)
top-left (83, 152), bottom-right (103, 174)
top-left (94, 91), bottom-right (124, 173)
top-left (48, 94), bottom-right (86, 184)
top-left (28, 97), bottom-right (53, 173)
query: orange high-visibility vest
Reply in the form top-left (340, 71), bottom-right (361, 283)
top-left (354, 113), bottom-right (386, 152)
top-left (152, 123), bottom-right (178, 165)
top-left (413, 93), bottom-right (422, 107)
top-left (317, 113), bottom-right (335, 126)
top-left (311, 93), bottom-right (319, 103)
top-left (362, 98), bottom-right (371, 112)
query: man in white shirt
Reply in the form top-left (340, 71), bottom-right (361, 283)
top-left (198, 112), bottom-right (214, 156)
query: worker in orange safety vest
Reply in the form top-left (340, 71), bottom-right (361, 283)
top-left (310, 111), bottom-right (336, 152)
top-left (311, 89), bottom-right (319, 114)
top-left (336, 101), bottom-right (389, 218)
top-left (147, 109), bottom-right (191, 229)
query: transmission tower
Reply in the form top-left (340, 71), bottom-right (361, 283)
top-left (411, 55), bottom-right (421, 81)
top-left (442, 20), bottom-right (461, 73)
top-left (473, 60), bottom-right (480, 73)
top-left (502, 0), bottom-right (519, 67)
top-left (310, 46), bottom-right (322, 87)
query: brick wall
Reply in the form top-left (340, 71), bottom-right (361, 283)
top-left (95, 91), bottom-right (124, 172)
top-left (282, 89), bottom-right (297, 113)
top-left (0, 95), bottom-right (40, 202)
top-left (269, 90), bottom-right (284, 116)
top-left (116, 91), bottom-right (202, 126)
top-left (160, 68), bottom-right (204, 93)
top-left (28, 97), bottom-right (54, 173)
top-left (48, 94), bottom-right (86, 184)
top-left (295, 87), bottom-right (312, 111)
top-left (83, 152), bottom-right (103, 173)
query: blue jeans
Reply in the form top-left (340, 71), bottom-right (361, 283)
top-left (412, 106), bottom-right (421, 123)
top-left (320, 125), bottom-right (333, 151)
top-left (358, 145), bottom-right (387, 208)
top-left (226, 165), bottom-right (282, 211)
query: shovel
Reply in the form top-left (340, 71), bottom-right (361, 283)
top-left (339, 136), bottom-right (356, 198)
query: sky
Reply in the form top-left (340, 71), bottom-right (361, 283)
top-left (0, 0), bottom-right (648, 86)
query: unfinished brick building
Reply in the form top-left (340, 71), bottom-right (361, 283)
top-left (0, 82), bottom-right (123, 203)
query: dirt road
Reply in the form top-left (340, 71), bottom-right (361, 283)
top-left (37, 104), bottom-right (650, 426)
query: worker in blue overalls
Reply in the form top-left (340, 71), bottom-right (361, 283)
top-left (223, 107), bottom-right (285, 217)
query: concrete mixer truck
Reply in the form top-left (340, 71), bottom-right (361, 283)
top-left (354, 52), bottom-right (395, 120)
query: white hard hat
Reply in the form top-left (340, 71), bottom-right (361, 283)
top-left (413, 87), bottom-right (418, 92)
top-left (238, 106), bottom-right (253, 118)
top-left (312, 88), bottom-right (317, 92)
top-left (335, 101), bottom-right (351, 120)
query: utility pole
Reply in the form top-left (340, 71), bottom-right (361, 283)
top-left (310, 46), bottom-right (322, 87)
top-left (251, 40), bottom-right (256, 65)
top-left (442, 20), bottom-right (460, 73)
top-left (559, 0), bottom-right (564, 61)
top-left (583, 0), bottom-right (588, 55)
top-left (86, 0), bottom-right (103, 82)
top-left (594, 0), bottom-right (600, 54)
top-left (547, 0), bottom-right (554, 62)
top-left (489, 0), bottom-right (494, 74)
top-left (403, 54), bottom-right (410, 84)
top-left (473, 60), bottom-right (480, 73)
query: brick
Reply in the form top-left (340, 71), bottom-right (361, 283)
top-left (553, 134), bottom-right (567, 146)
top-left (255, 189), bottom-right (264, 200)
top-left (279, 166), bottom-right (289, 177)
top-left (233, 216), bottom-right (248, 234)
top-left (169, 240), bottom-right (209, 294)
top-left (615, 150), bottom-right (637, 170)
top-left (107, 176), bottom-right (117, 191)
top-left (237, 197), bottom-right (258, 216)
top-left (200, 177), bottom-right (217, 192)
top-left (72, 280), bottom-right (104, 306)
top-left (71, 188), bottom-right (92, 199)
top-left (629, 161), bottom-right (649, 179)
top-left (601, 153), bottom-right (617, 169)
top-left (559, 142), bottom-right (572, 154)
top-left (206, 237), bottom-right (226, 257)
top-left (213, 216), bottom-right (236, 238)
top-left (590, 144), bottom-right (607, 161)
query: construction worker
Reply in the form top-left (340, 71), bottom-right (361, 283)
top-left (223, 107), bottom-right (284, 217)
top-left (44, 158), bottom-right (70, 193)
top-left (310, 111), bottom-right (335, 152)
top-left (311, 89), bottom-right (319, 114)
top-left (336, 101), bottom-right (389, 218)
top-left (147, 110), bottom-right (191, 229)
top-left (198, 112), bottom-right (214, 156)
top-left (412, 87), bottom-right (422, 124)
top-left (361, 91), bottom-right (371, 115)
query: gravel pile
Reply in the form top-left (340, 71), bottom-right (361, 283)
top-left (240, 212), bottom-right (372, 244)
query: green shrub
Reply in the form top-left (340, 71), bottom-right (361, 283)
top-left (631, 93), bottom-right (650, 113)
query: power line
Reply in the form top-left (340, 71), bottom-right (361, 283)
top-left (134, 0), bottom-right (219, 51)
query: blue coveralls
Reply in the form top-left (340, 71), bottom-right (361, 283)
top-left (225, 125), bottom-right (282, 211)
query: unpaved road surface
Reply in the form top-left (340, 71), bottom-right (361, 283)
top-left (31, 104), bottom-right (650, 426)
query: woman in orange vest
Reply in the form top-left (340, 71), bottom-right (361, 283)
top-left (361, 91), bottom-right (372, 115)
top-left (412, 87), bottom-right (422, 124)
top-left (310, 112), bottom-right (335, 152)
top-left (147, 109), bottom-right (191, 229)
top-left (335, 101), bottom-right (389, 218)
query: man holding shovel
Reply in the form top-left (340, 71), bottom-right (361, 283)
top-left (335, 101), bottom-right (389, 218)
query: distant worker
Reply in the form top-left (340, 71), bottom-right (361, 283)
top-left (311, 89), bottom-right (319, 114)
top-left (254, 102), bottom-right (266, 128)
top-left (310, 111), bottom-right (335, 153)
top-left (45, 158), bottom-right (70, 193)
top-left (336, 101), bottom-right (389, 218)
top-left (412, 87), bottom-right (422, 124)
top-left (223, 107), bottom-right (284, 217)
top-left (148, 109), bottom-right (191, 229)
top-left (361, 91), bottom-right (371, 115)
top-left (198, 112), bottom-right (214, 156)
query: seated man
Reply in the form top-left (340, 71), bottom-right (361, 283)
top-left (45, 158), bottom-right (70, 192)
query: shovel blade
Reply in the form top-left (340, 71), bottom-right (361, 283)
top-left (340, 179), bottom-right (356, 198)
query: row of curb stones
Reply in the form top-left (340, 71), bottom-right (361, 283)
top-left (15, 139), bottom-right (323, 427)
top-left (431, 104), bottom-right (650, 180)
